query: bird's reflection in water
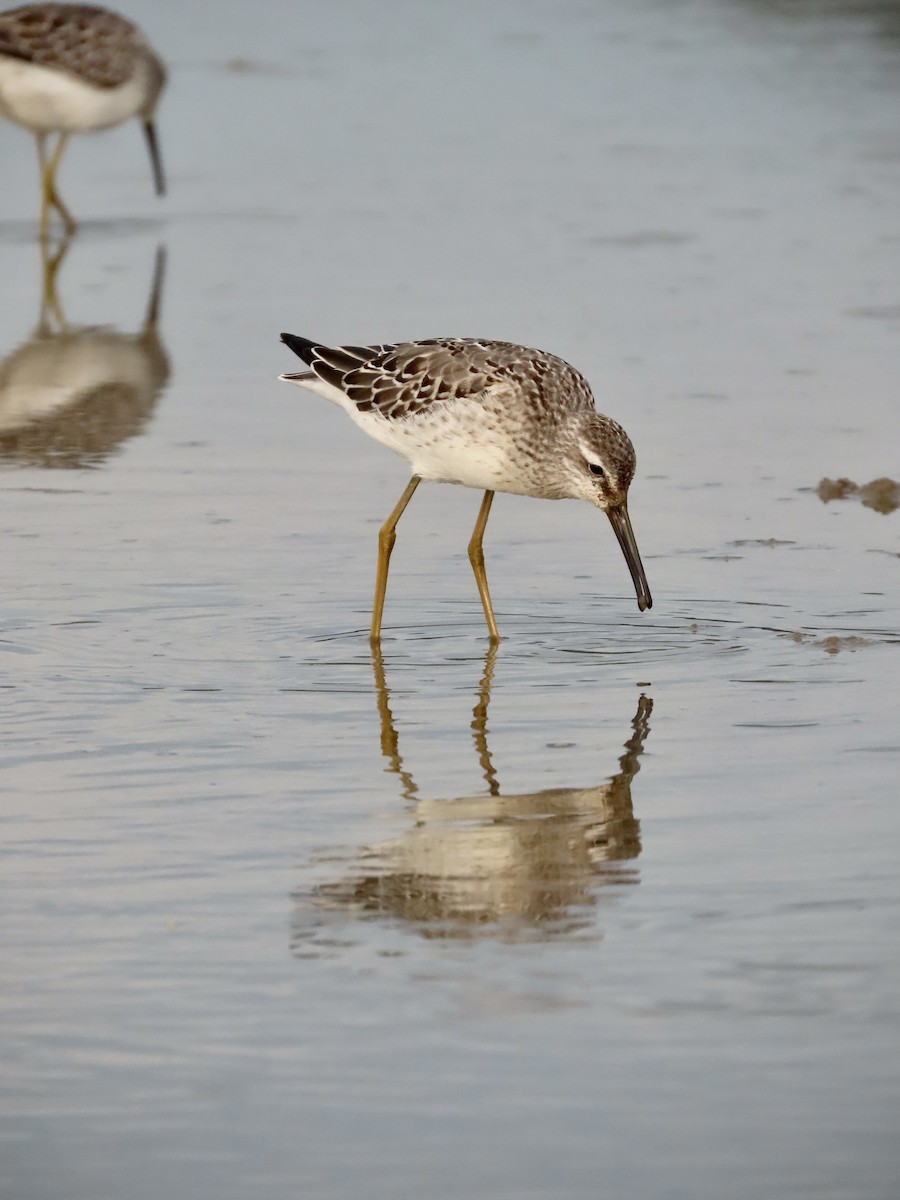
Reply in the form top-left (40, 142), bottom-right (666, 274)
top-left (0, 234), bottom-right (169, 467)
top-left (295, 649), bottom-right (653, 945)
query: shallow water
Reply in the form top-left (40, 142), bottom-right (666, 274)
top-left (2, 1), bottom-right (899, 1197)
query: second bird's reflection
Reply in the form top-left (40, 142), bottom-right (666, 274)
top-left (301, 650), bottom-right (653, 942)
top-left (0, 234), bottom-right (169, 467)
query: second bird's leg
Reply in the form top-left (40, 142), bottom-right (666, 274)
top-left (371, 476), bottom-right (420, 642)
top-left (468, 490), bottom-right (499, 642)
top-left (36, 133), bottom-right (76, 237)
top-left (47, 133), bottom-right (75, 232)
top-left (36, 134), bottom-right (52, 241)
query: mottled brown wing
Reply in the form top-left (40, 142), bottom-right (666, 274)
top-left (309, 340), bottom-right (496, 419)
top-left (341, 341), bottom-right (505, 419)
top-left (0, 4), bottom-right (141, 88)
top-left (324, 338), bottom-right (596, 422)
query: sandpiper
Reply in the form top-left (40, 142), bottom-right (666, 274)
top-left (279, 334), bottom-right (652, 642)
top-left (0, 3), bottom-right (166, 235)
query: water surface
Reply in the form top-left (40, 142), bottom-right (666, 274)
top-left (2, 1), bottom-right (899, 1197)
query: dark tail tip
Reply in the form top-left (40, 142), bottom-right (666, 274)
top-left (280, 332), bottom-right (320, 365)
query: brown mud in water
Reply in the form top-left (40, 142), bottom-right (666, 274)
top-left (816, 476), bottom-right (900, 514)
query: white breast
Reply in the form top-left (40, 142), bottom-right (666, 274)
top-left (0, 56), bottom-right (151, 133)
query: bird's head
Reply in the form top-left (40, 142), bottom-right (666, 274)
top-left (562, 412), bottom-right (652, 612)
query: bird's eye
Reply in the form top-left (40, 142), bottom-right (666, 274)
top-left (588, 463), bottom-right (605, 478)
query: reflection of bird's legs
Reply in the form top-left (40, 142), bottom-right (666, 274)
top-left (610, 694), bottom-right (653, 794)
top-left (370, 643), bottom-right (418, 800)
top-left (470, 641), bottom-right (500, 796)
top-left (371, 640), bottom-right (501, 801)
top-left (582, 694), bottom-right (652, 861)
top-left (36, 132), bottom-right (76, 239)
top-left (371, 476), bottom-right (420, 642)
top-left (468, 490), bottom-right (499, 642)
top-left (37, 225), bottom-right (74, 334)
top-left (143, 245), bottom-right (167, 332)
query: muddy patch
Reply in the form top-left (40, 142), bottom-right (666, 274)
top-left (816, 477), bottom-right (900, 515)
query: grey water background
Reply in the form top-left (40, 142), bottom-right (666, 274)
top-left (1, 0), bottom-right (899, 1197)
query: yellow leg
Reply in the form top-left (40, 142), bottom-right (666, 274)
top-left (36, 134), bottom-right (51, 241)
top-left (36, 133), bottom-right (76, 237)
top-left (371, 476), bottom-right (420, 643)
top-left (48, 133), bottom-right (76, 234)
top-left (468, 490), bottom-right (500, 642)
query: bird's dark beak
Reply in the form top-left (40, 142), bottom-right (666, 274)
top-left (606, 503), bottom-right (652, 612)
top-left (142, 120), bottom-right (165, 197)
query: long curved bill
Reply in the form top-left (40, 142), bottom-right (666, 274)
top-left (606, 503), bottom-right (652, 612)
top-left (142, 120), bottom-right (166, 197)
